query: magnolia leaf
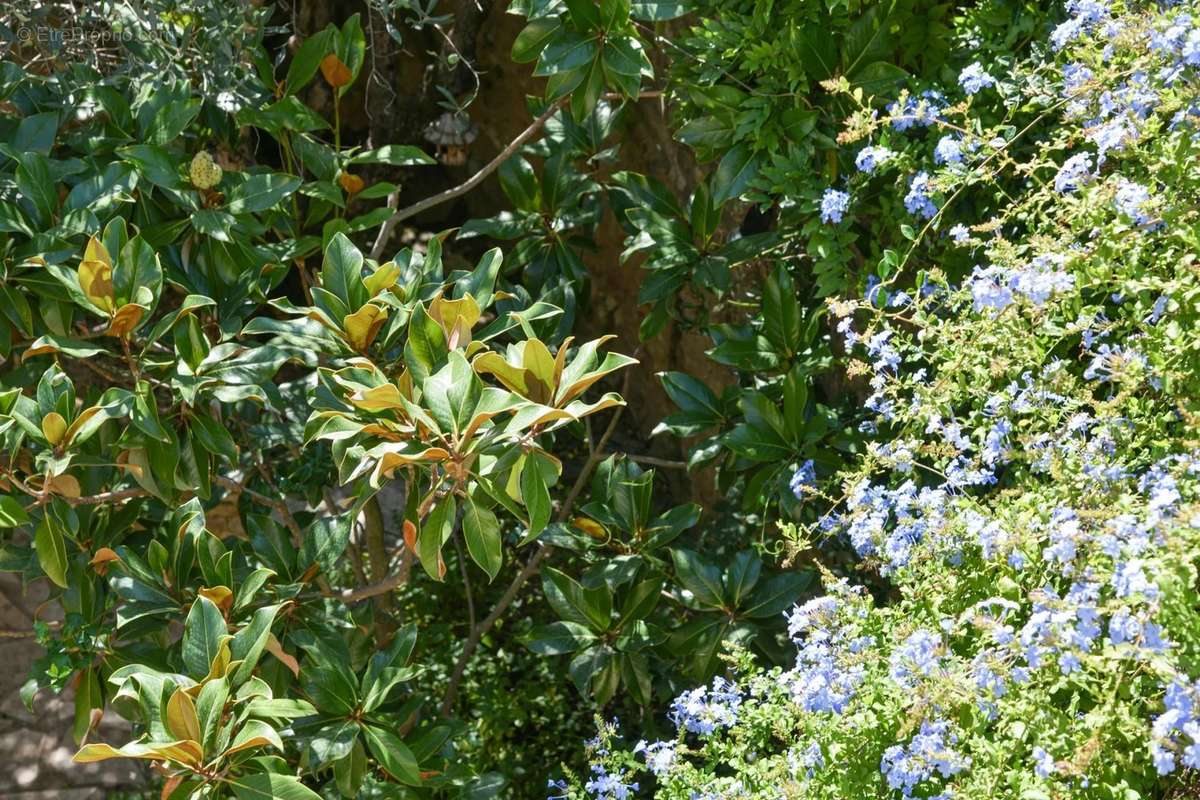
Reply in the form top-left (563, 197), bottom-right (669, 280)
top-left (74, 739), bottom-right (204, 767)
top-left (34, 517), bottom-right (69, 588)
top-left (78, 259), bottom-right (115, 312)
top-left (362, 725), bottom-right (421, 786)
top-left (463, 495), bottom-right (502, 581)
top-left (229, 773), bottom-right (322, 800)
top-left (182, 595), bottom-right (227, 678)
top-left (417, 495), bottom-right (455, 581)
top-left (363, 261), bottom-right (400, 296)
top-left (165, 688), bottom-right (202, 744)
top-left (41, 411), bottom-right (67, 445)
top-left (342, 303), bottom-right (388, 351)
top-left (350, 383), bottom-right (406, 411)
top-left (224, 719), bottom-right (283, 756)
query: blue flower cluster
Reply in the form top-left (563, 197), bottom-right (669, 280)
top-left (958, 62), bottom-right (995, 95)
top-left (880, 719), bottom-right (971, 797)
top-left (1054, 152), bottom-right (1095, 193)
top-left (1050, 0), bottom-right (1112, 52)
top-left (632, 740), bottom-right (676, 776)
top-left (933, 135), bottom-right (962, 165)
top-left (966, 255), bottom-right (1075, 315)
top-left (888, 90), bottom-right (945, 131)
top-left (820, 187), bottom-right (851, 224)
top-left (669, 677), bottom-right (743, 735)
top-left (903, 172), bottom-right (938, 218)
top-left (583, 765), bottom-right (639, 799)
top-left (856, 145), bottom-right (894, 173)
top-left (1114, 180), bottom-right (1156, 225)
top-left (572, 2), bottom-right (1200, 796)
top-left (889, 628), bottom-right (945, 688)
top-left (1150, 678), bottom-right (1200, 774)
top-left (784, 583), bottom-right (873, 713)
top-left (841, 478), bottom-right (954, 573)
top-left (789, 459), bottom-right (816, 500)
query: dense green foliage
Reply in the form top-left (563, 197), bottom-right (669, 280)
top-left (1, 0), bottom-right (1198, 798)
top-left (558, 0), bottom-right (1200, 797)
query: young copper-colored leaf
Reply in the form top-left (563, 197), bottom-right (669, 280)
top-left (342, 304), bottom-right (389, 351)
top-left (265, 634), bottom-right (300, 678)
top-left (521, 339), bottom-right (557, 404)
top-left (74, 739), bottom-right (204, 767)
top-left (338, 172), bottom-right (365, 195)
top-left (363, 261), bottom-right (400, 297)
top-left (42, 411), bottom-right (67, 446)
top-left (373, 446), bottom-right (451, 483)
top-left (472, 351), bottom-right (529, 396)
top-left (62, 406), bottom-right (103, 447)
top-left (165, 688), bottom-right (202, 744)
top-left (350, 383), bottom-right (405, 412)
top-left (88, 547), bottom-right (121, 568)
top-left (108, 303), bottom-right (145, 337)
top-left (223, 719), bottom-right (283, 757)
top-left (47, 473), bottom-right (82, 498)
top-left (78, 260), bottom-right (116, 312)
top-left (84, 236), bottom-right (112, 267)
top-left (197, 585), bottom-right (234, 615)
top-left (430, 294), bottom-right (481, 349)
top-left (320, 53), bottom-right (352, 87)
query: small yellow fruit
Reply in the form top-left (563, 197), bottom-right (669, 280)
top-left (189, 151), bottom-right (223, 189)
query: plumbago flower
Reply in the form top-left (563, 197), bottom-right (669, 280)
top-left (560, 2), bottom-right (1200, 798)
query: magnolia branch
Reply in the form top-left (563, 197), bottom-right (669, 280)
top-left (438, 364), bottom-right (636, 717)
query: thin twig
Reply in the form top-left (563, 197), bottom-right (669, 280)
top-left (336, 550), bottom-right (412, 603)
top-left (368, 97), bottom-right (568, 260)
top-left (626, 454), bottom-right (688, 469)
top-left (63, 487), bottom-right (148, 506)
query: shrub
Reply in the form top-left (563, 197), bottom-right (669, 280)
top-left (564, 1), bottom-right (1200, 797)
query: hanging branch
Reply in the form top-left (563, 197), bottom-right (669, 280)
top-left (368, 97), bottom-right (568, 260)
